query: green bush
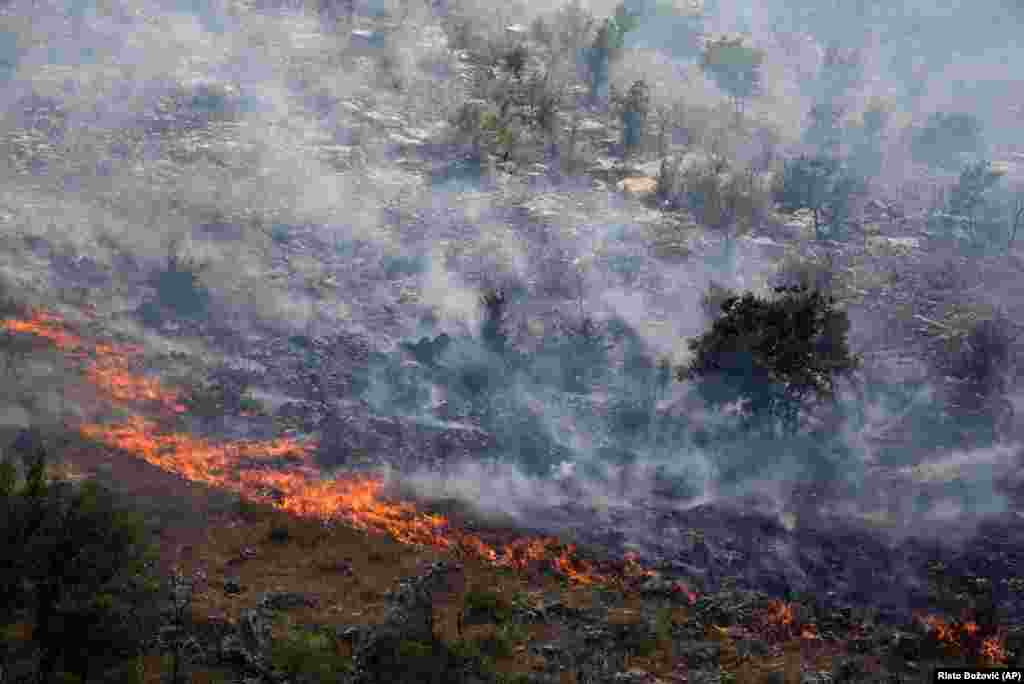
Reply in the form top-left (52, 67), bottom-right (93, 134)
top-left (238, 394), bottom-right (264, 414)
top-left (910, 111), bottom-right (985, 172)
top-left (462, 588), bottom-right (513, 625)
top-left (359, 636), bottom-right (466, 684)
top-left (272, 626), bottom-right (352, 683)
top-left (0, 436), bottom-right (163, 684)
top-left (150, 252), bottom-right (210, 320)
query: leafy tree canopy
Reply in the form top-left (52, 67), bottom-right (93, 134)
top-left (910, 111), bottom-right (985, 172)
top-left (677, 285), bottom-right (860, 434)
top-left (1, 435), bottom-right (162, 683)
top-left (774, 154), bottom-right (864, 241)
top-left (700, 35), bottom-right (765, 107)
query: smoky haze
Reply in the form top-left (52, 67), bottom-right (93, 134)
top-left (1, 0), bottom-right (1023, 612)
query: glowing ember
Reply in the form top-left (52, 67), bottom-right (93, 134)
top-left (980, 635), bottom-right (1007, 665)
top-left (767, 600), bottom-right (795, 627)
top-left (917, 614), bottom-right (1008, 665)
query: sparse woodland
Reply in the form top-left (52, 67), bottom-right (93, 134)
top-left (1, 0), bottom-right (1024, 682)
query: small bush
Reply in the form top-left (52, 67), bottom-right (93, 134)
top-left (272, 626), bottom-right (352, 683)
top-left (462, 588), bottom-right (513, 625)
top-left (701, 280), bottom-right (737, 320)
top-left (360, 636), bottom-right (465, 684)
top-left (238, 394), bottom-right (264, 414)
top-left (150, 251), bottom-right (210, 320)
top-left (926, 305), bottom-right (1018, 402)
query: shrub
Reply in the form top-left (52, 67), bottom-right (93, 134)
top-left (618, 79), bottom-right (650, 158)
top-left (238, 393), bottom-right (264, 414)
top-left (359, 636), bottom-right (466, 684)
top-left (910, 111), bottom-right (985, 172)
top-left (936, 160), bottom-right (1005, 246)
top-left (462, 588), bottom-right (513, 625)
top-left (923, 304), bottom-right (1018, 402)
top-left (774, 154), bottom-right (863, 241)
top-left (700, 35), bottom-right (765, 119)
top-left (681, 163), bottom-right (768, 234)
top-left (0, 439), bottom-right (163, 684)
top-left (144, 246), bottom-right (211, 322)
top-left (271, 626), bottom-right (352, 683)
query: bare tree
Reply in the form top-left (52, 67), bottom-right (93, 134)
top-left (1010, 194), bottom-right (1024, 251)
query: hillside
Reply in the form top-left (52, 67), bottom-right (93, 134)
top-left (1, 0), bottom-right (1024, 682)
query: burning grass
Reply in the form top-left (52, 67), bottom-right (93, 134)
top-left (4, 306), bottom-right (1020, 682)
top-left (4, 308), bottom-right (686, 594)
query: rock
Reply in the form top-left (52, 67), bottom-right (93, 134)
top-left (887, 631), bottom-right (921, 662)
top-left (801, 673), bottom-right (833, 684)
top-left (350, 29), bottom-right (386, 50)
top-left (220, 634), bottom-right (264, 671)
top-left (688, 670), bottom-right (724, 684)
top-left (348, 561), bottom-right (464, 681)
top-left (239, 607), bottom-right (274, 654)
top-left (224, 576), bottom-right (244, 595)
top-left (257, 591), bottom-right (318, 612)
top-left (616, 176), bottom-right (658, 198)
top-left (676, 641), bottom-right (721, 668)
top-left (735, 638), bottom-right (771, 660)
top-left (866, 235), bottom-right (920, 255)
top-left (638, 576), bottom-right (684, 598)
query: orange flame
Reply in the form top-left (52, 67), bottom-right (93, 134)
top-left (767, 600), bottom-right (795, 627)
top-left (917, 614), bottom-right (1007, 665)
top-left (2, 310), bottom-right (85, 351)
top-left (980, 635), bottom-right (1007, 665)
top-left (6, 308), bottom-right (698, 592)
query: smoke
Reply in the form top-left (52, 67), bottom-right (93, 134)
top-left (2, 0), bottom-right (1022, 586)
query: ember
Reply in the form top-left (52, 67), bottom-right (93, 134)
top-left (916, 614), bottom-right (1008, 665)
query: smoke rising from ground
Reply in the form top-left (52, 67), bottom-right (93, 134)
top-left (1, 0), bottom-right (1022, 569)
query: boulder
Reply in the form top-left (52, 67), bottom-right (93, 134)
top-left (616, 176), bottom-right (658, 198)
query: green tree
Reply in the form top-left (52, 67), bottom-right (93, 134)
top-left (774, 154), bottom-right (862, 241)
top-left (583, 2), bottom-right (639, 103)
top-left (910, 111), bottom-right (985, 172)
top-left (819, 44), bottom-right (862, 99)
top-left (942, 160), bottom-right (1005, 245)
top-left (677, 285), bottom-right (860, 434)
top-left (803, 101), bottom-right (845, 156)
top-left (1010, 195), bottom-right (1024, 250)
top-left (619, 79), bottom-right (650, 158)
top-left (480, 288), bottom-right (509, 356)
top-left (700, 35), bottom-right (765, 120)
top-left (1, 437), bottom-right (162, 684)
top-left (848, 99), bottom-right (889, 179)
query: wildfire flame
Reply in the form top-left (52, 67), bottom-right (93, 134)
top-left (761, 600), bottom-right (819, 641)
top-left (917, 614), bottom-right (1008, 665)
top-left (767, 599), bottom-right (795, 627)
top-left (5, 309), bottom-right (687, 592)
